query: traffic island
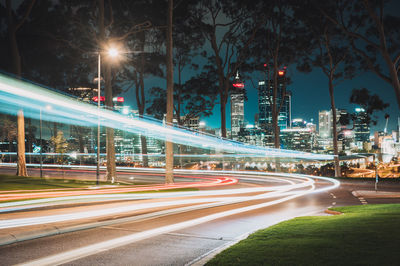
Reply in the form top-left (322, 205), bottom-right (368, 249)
top-left (206, 204), bottom-right (400, 265)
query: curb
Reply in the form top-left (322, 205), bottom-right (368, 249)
top-left (189, 231), bottom-right (251, 266)
top-left (324, 209), bottom-right (342, 215)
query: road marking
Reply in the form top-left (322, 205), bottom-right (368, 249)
top-left (166, 232), bottom-right (231, 241)
top-left (358, 197), bottom-right (368, 205)
top-left (332, 202), bottom-right (336, 205)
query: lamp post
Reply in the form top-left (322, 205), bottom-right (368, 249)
top-left (96, 52), bottom-right (101, 185)
top-left (96, 48), bottom-right (120, 185)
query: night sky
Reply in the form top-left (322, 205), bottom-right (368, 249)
top-left (120, 1), bottom-right (400, 136)
top-left (122, 64), bottom-right (399, 134)
top-left (5, 0), bottom-right (397, 135)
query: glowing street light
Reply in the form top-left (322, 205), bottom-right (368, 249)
top-left (108, 48), bottom-right (119, 58)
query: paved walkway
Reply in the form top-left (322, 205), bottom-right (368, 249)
top-left (352, 190), bottom-right (400, 198)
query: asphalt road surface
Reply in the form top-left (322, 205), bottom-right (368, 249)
top-left (0, 167), bottom-right (399, 266)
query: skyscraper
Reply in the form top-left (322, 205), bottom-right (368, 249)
top-left (318, 109), bottom-right (347, 139)
top-left (318, 110), bottom-right (331, 138)
top-left (354, 107), bottom-right (370, 142)
top-left (231, 72), bottom-right (245, 140)
top-left (258, 73), bottom-right (291, 130)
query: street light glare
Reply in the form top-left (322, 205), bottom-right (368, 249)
top-left (108, 48), bottom-right (119, 57)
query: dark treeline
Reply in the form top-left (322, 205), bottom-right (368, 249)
top-left (0, 0), bottom-right (399, 178)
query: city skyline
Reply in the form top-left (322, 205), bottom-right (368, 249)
top-left (120, 65), bottom-right (398, 134)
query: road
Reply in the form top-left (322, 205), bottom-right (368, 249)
top-left (0, 168), bottom-right (399, 266)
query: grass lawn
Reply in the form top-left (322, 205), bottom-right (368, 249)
top-left (0, 174), bottom-right (109, 190)
top-left (0, 174), bottom-right (198, 193)
top-left (207, 204), bottom-right (400, 266)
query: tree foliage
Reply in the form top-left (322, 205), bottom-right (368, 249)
top-left (350, 87), bottom-right (389, 125)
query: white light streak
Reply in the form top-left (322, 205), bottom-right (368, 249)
top-left (0, 73), bottom-right (333, 160)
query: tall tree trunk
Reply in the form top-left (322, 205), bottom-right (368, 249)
top-left (220, 91), bottom-right (227, 138)
top-left (140, 134), bottom-right (148, 167)
top-left (104, 64), bottom-right (116, 182)
top-left (384, 55), bottom-right (400, 109)
top-left (98, 0), bottom-right (116, 182)
top-left (165, 0), bottom-right (174, 183)
top-left (138, 32), bottom-right (148, 167)
top-left (272, 62), bottom-right (280, 149)
top-left (329, 78), bottom-right (341, 177)
top-left (272, 64), bottom-right (281, 172)
top-left (7, 0), bottom-right (28, 176)
top-left (17, 110), bottom-right (27, 176)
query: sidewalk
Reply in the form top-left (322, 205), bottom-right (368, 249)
top-left (352, 190), bottom-right (400, 198)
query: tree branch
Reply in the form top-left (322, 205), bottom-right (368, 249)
top-left (362, 0), bottom-right (388, 53)
top-left (16, 0), bottom-right (36, 31)
top-left (110, 21), bottom-right (152, 42)
top-left (350, 40), bottom-right (391, 83)
top-left (105, 0), bottom-right (114, 30)
top-left (320, 6), bottom-right (381, 51)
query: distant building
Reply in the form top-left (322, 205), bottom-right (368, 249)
top-left (258, 73), bottom-right (291, 130)
top-left (280, 128), bottom-right (315, 152)
top-left (68, 87), bottom-right (96, 102)
top-left (318, 110), bottom-right (332, 138)
top-left (231, 72), bottom-right (245, 140)
top-left (181, 115), bottom-right (200, 131)
top-left (292, 118), bottom-right (306, 128)
top-left (353, 107), bottom-right (370, 143)
top-left (238, 125), bottom-right (266, 147)
top-left (318, 109), bottom-right (347, 139)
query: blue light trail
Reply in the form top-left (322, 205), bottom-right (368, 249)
top-left (0, 73), bottom-right (333, 160)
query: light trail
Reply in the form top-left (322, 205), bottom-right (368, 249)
top-left (0, 172), bottom-right (339, 230)
top-left (0, 174), bottom-right (238, 202)
top-left (16, 173), bottom-right (337, 266)
top-left (0, 73), bottom-right (333, 160)
top-left (0, 169), bottom-right (330, 212)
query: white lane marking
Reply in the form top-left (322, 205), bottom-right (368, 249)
top-left (332, 202), bottom-right (336, 205)
top-left (358, 196), bottom-right (368, 205)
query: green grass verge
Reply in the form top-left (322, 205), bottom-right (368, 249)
top-left (207, 204), bottom-right (400, 266)
top-left (0, 174), bottom-right (109, 190)
top-left (0, 174), bottom-right (199, 193)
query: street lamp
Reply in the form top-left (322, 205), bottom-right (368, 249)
top-left (96, 47), bottom-right (120, 185)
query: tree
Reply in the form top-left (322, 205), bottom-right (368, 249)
top-left (350, 88), bottom-right (389, 125)
top-left (165, 0), bottom-right (174, 184)
top-left (192, 0), bottom-right (265, 137)
top-left (52, 0), bottom-right (151, 182)
top-left (147, 72), bottom-right (217, 124)
top-left (50, 130), bottom-right (68, 164)
top-left (322, 0), bottom-right (400, 110)
top-left (297, 1), bottom-right (357, 177)
top-left (250, 0), bottom-right (305, 149)
top-left (5, 0), bottom-right (36, 176)
top-left (117, 1), bottom-right (166, 168)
